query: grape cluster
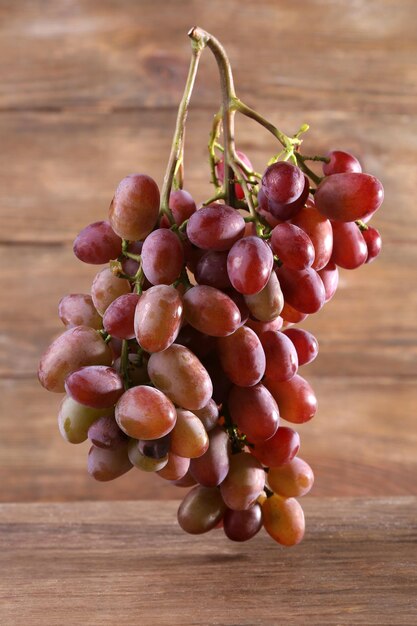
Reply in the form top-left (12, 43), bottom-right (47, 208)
top-left (38, 145), bottom-right (383, 546)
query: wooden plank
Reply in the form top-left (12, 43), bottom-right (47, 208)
top-left (1, 378), bottom-right (416, 502)
top-left (0, 109), bottom-right (415, 243)
top-left (0, 498), bottom-right (416, 625)
top-left (0, 0), bottom-right (416, 114)
top-left (1, 241), bottom-right (414, 378)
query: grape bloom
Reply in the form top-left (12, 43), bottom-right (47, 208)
top-left (38, 27), bottom-right (383, 547)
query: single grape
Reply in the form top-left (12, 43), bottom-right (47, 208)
top-left (223, 504), bottom-right (263, 542)
top-left (189, 427), bottom-right (230, 487)
top-left (220, 452), bottom-right (265, 511)
top-left (169, 189), bottom-right (197, 224)
top-left (265, 374), bottom-right (317, 424)
top-left (227, 236), bottom-right (273, 295)
top-left (186, 203), bottom-right (245, 251)
top-left (134, 285), bottom-right (183, 352)
top-left (58, 396), bottom-right (112, 444)
top-left (262, 494), bottom-right (305, 546)
top-left (170, 409), bottom-right (209, 459)
top-left (228, 383), bottom-right (279, 443)
top-left (115, 386), bottom-right (176, 440)
top-left (362, 226), bottom-right (382, 263)
top-left (65, 366), bottom-right (124, 409)
top-left (270, 223), bottom-right (315, 270)
top-left (58, 294), bottom-right (102, 330)
top-left (261, 330), bottom-right (298, 382)
top-left (215, 150), bottom-right (253, 200)
top-left (322, 150), bottom-right (362, 176)
top-left (244, 271), bottom-right (284, 322)
top-left (87, 442), bottom-right (132, 481)
top-left (261, 161), bottom-right (305, 207)
top-left (109, 173), bottom-right (160, 241)
top-left (88, 414), bottom-right (127, 449)
top-left (315, 172), bottom-right (384, 222)
top-left (183, 285), bottom-right (241, 337)
top-left (73, 221), bottom-right (122, 264)
top-left (158, 453), bottom-right (190, 481)
top-left (331, 221), bottom-right (367, 269)
top-left (141, 228), bottom-right (184, 285)
top-left (192, 399), bottom-right (219, 432)
top-left (282, 328), bottom-right (318, 366)
top-left (217, 326), bottom-right (266, 387)
top-left (195, 250), bottom-right (232, 289)
top-left (280, 302), bottom-right (308, 324)
top-left (251, 426), bottom-right (300, 467)
top-left (317, 260), bottom-right (339, 302)
top-left (268, 457), bottom-right (314, 498)
top-left (177, 485), bottom-right (226, 534)
top-left (245, 316), bottom-right (283, 338)
top-left (276, 265), bottom-right (325, 314)
top-left (148, 344), bottom-right (213, 411)
top-left (103, 293), bottom-right (140, 340)
top-left (38, 326), bottom-right (112, 393)
top-left (128, 438), bottom-right (169, 472)
top-left (291, 200), bottom-right (333, 271)
top-left (91, 267), bottom-right (131, 316)
top-left (267, 175), bottom-right (309, 221)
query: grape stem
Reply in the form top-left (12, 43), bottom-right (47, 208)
top-left (159, 32), bottom-right (207, 222)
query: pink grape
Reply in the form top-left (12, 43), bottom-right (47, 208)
top-left (170, 409), bottom-right (209, 459)
top-left (73, 221), bottom-right (122, 264)
top-left (91, 267), bottom-right (131, 316)
top-left (220, 452), bottom-right (265, 511)
top-left (38, 326), bottom-right (112, 393)
top-left (331, 221), bottom-right (368, 269)
top-left (276, 265), bottom-right (325, 314)
top-left (265, 374), bottom-right (317, 424)
top-left (217, 326), bottom-right (266, 387)
top-left (65, 366), bottom-right (124, 409)
top-left (158, 453), bottom-right (190, 481)
top-left (227, 236), bottom-right (273, 295)
top-left (115, 385), bottom-right (176, 440)
top-left (103, 293), bottom-right (140, 339)
top-left (317, 260), bottom-right (339, 302)
top-left (189, 427), bottom-right (230, 487)
top-left (282, 328), bottom-right (319, 366)
top-left (169, 189), bottom-right (197, 224)
top-left (280, 302), bottom-right (308, 324)
top-left (261, 161), bottom-right (305, 207)
top-left (186, 203), bottom-right (245, 251)
top-left (58, 294), bottom-right (102, 330)
top-left (251, 426), bottom-right (300, 467)
top-left (109, 173), bottom-right (160, 241)
top-left (134, 285), bottom-right (183, 353)
top-left (270, 223), bottom-right (315, 270)
top-left (195, 250), bottom-right (232, 289)
top-left (141, 228), bottom-right (184, 285)
top-left (363, 226), bottom-right (382, 263)
top-left (87, 442), bottom-right (132, 481)
top-left (177, 486), bottom-right (226, 534)
top-left (315, 172), bottom-right (384, 222)
top-left (291, 200), bottom-right (333, 271)
top-left (261, 330), bottom-right (298, 382)
top-left (148, 344), bottom-right (213, 411)
top-left (192, 399), bottom-right (219, 432)
top-left (322, 150), bottom-right (362, 176)
top-left (88, 415), bottom-right (127, 449)
top-left (228, 383), bottom-right (279, 443)
top-left (183, 285), bottom-right (241, 337)
top-left (245, 316), bottom-right (283, 338)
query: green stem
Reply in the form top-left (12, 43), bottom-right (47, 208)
top-left (160, 32), bottom-right (206, 221)
top-left (233, 97), bottom-right (296, 151)
top-left (294, 153), bottom-right (322, 186)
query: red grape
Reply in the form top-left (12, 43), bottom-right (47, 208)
top-left (282, 328), bottom-right (318, 366)
top-left (109, 174), bottom-right (160, 241)
top-left (223, 504), bottom-right (263, 542)
top-left (65, 366), bottom-right (124, 409)
top-left (280, 302), bottom-right (308, 324)
top-left (276, 265), bottom-right (325, 314)
top-left (251, 426), bottom-right (300, 467)
top-left (88, 415), bottom-right (127, 449)
top-left (322, 150), bottom-right (362, 176)
top-left (59, 294), bottom-right (102, 330)
top-left (331, 221), bottom-right (368, 269)
top-left (315, 173), bottom-right (384, 222)
top-left (87, 442), bottom-right (132, 481)
top-left (217, 326), bottom-right (266, 387)
top-left (158, 453), bottom-right (190, 481)
top-left (115, 386), bottom-right (176, 440)
top-left (192, 399), bottom-right (219, 432)
top-left (186, 203), bottom-right (245, 251)
top-left (227, 236), bottom-right (273, 295)
top-left (261, 330), bottom-right (298, 382)
top-left (169, 189), bottom-right (197, 224)
top-left (134, 285), bottom-right (183, 353)
top-left (183, 285), bottom-right (241, 337)
top-left (141, 228), bottom-right (184, 285)
top-left (262, 161), bottom-right (305, 207)
top-left (103, 293), bottom-right (140, 339)
top-left (317, 260), bottom-right (339, 302)
top-left (177, 486), bottom-right (226, 534)
top-left (73, 221), bottom-right (122, 265)
top-left (220, 452), bottom-right (265, 511)
top-left (228, 383), bottom-right (279, 443)
top-left (363, 226), bottom-right (382, 263)
top-left (291, 200), bottom-right (333, 271)
top-left (265, 374), bottom-right (317, 424)
top-left (271, 223), bottom-right (315, 269)
top-left (189, 427), bottom-right (230, 487)
top-left (195, 250), bottom-right (232, 289)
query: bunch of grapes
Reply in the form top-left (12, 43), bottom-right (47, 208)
top-left (38, 28), bottom-right (383, 546)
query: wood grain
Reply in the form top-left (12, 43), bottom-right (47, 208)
top-left (1, 377), bottom-right (416, 502)
top-left (0, 498), bottom-right (416, 625)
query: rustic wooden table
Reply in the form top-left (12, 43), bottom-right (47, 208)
top-left (0, 1), bottom-right (416, 623)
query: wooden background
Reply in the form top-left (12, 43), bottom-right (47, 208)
top-left (0, 0), bottom-right (416, 504)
